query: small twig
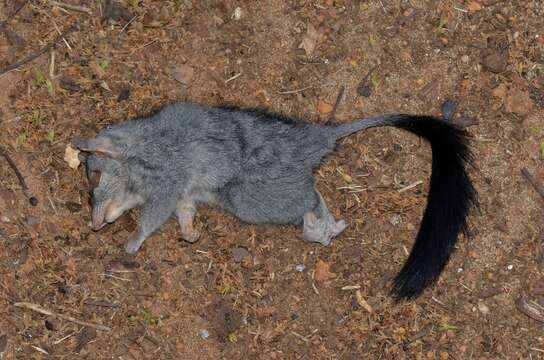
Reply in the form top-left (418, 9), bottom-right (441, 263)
top-left (521, 168), bottom-right (544, 200)
top-left (403, 325), bottom-right (433, 349)
top-left (51, 18), bottom-right (72, 51)
top-left (453, 6), bottom-right (468, 13)
top-left (431, 296), bottom-right (446, 307)
top-left (14, 302), bottom-right (111, 332)
top-left (129, 39), bottom-right (159, 54)
top-left (0, 24), bottom-right (77, 77)
top-left (328, 85), bottom-right (345, 121)
top-left (53, 330), bottom-right (78, 344)
top-left (50, 0), bottom-right (91, 14)
top-left (31, 345), bottom-right (49, 355)
top-left (0, 0), bottom-right (30, 34)
top-left (120, 15), bottom-right (138, 32)
top-left (341, 285), bottom-right (361, 290)
top-left (355, 290), bottom-right (373, 313)
top-left (291, 331), bottom-right (310, 343)
top-left (0, 148), bottom-right (28, 193)
top-left (398, 180), bottom-right (423, 193)
top-left (101, 273), bottom-right (131, 281)
top-left (225, 72), bottom-right (242, 83)
top-left (278, 85), bottom-right (313, 95)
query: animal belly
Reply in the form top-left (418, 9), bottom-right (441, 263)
top-left (219, 182), bottom-right (316, 225)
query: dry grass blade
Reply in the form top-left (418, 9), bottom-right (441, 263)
top-left (14, 302), bottom-right (111, 332)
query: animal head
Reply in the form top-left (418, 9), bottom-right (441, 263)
top-left (72, 137), bottom-right (132, 230)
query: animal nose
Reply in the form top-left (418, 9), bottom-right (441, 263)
top-left (91, 220), bottom-right (106, 231)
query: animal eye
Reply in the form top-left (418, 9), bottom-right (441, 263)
top-left (88, 170), bottom-right (102, 191)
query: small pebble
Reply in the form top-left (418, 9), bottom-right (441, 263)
top-left (232, 247), bottom-right (251, 263)
top-left (199, 329), bottom-right (209, 339)
top-left (29, 196), bottom-right (38, 206)
top-left (232, 7), bottom-right (242, 20)
top-left (389, 214), bottom-right (402, 226)
top-left (457, 267), bottom-right (463, 273)
top-left (478, 302), bottom-right (490, 315)
top-left (507, 264), bottom-right (513, 270)
top-left (295, 264), bottom-right (306, 272)
top-left (461, 55), bottom-right (469, 63)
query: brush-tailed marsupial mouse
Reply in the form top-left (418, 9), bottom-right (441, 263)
top-left (72, 102), bottom-right (477, 299)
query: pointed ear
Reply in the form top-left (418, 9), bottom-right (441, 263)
top-left (72, 137), bottom-right (121, 159)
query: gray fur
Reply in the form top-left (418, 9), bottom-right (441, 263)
top-left (73, 102), bottom-right (476, 300)
top-left (76, 103), bottom-right (341, 253)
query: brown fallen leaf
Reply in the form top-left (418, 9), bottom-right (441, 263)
top-left (314, 259), bottom-right (336, 282)
top-left (491, 83), bottom-right (507, 99)
top-left (299, 22), bottom-right (320, 56)
top-left (467, 1), bottom-right (482, 12)
top-left (355, 290), bottom-right (373, 313)
top-left (172, 64), bottom-right (194, 85)
top-left (317, 100), bottom-right (333, 114)
top-left (505, 89), bottom-right (533, 115)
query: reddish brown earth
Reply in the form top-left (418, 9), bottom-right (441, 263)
top-left (1, 1), bottom-right (543, 359)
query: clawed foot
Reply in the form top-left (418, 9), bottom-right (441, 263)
top-left (124, 233), bottom-right (143, 254)
top-left (303, 212), bottom-right (347, 246)
top-left (181, 227), bottom-right (201, 243)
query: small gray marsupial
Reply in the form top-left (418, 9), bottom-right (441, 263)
top-left (72, 102), bottom-right (477, 300)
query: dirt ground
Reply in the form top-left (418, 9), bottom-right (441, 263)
top-left (0, 0), bottom-right (543, 359)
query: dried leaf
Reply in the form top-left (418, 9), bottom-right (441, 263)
top-left (317, 100), bottom-right (333, 114)
top-left (314, 259), bottom-right (336, 282)
top-left (505, 89), bottom-right (533, 115)
top-left (355, 290), bottom-right (373, 313)
top-left (299, 22), bottom-right (320, 56)
top-left (467, 2), bottom-right (482, 12)
top-left (64, 145), bottom-right (81, 169)
top-left (172, 64), bottom-right (194, 85)
top-left (491, 83), bottom-right (507, 99)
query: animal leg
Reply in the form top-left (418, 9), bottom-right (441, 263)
top-left (302, 190), bottom-right (347, 246)
top-left (124, 199), bottom-right (175, 254)
top-left (176, 202), bottom-right (200, 243)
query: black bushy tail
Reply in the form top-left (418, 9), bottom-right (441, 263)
top-left (334, 115), bottom-right (477, 300)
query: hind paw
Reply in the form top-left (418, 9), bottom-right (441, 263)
top-left (303, 212), bottom-right (347, 246)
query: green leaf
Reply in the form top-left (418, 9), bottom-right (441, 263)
top-left (441, 323), bottom-right (458, 331)
top-left (368, 34), bottom-right (376, 46)
top-left (540, 142), bottom-right (544, 155)
top-left (33, 67), bottom-right (46, 85)
top-left (45, 79), bottom-right (54, 95)
top-left (16, 132), bottom-right (27, 146)
top-left (139, 309), bottom-right (158, 325)
top-left (438, 13), bottom-right (448, 30)
top-left (47, 129), bottom-right (55, 142)
top-left (371, 75), bottom-right (380, 91)
top-left (99, 60), bottom-right (109, 71)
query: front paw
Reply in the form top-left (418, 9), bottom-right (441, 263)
top-left (124, 237), bottom-right (142, 254)
top-left (182, 228), bottom-right (201, 243)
